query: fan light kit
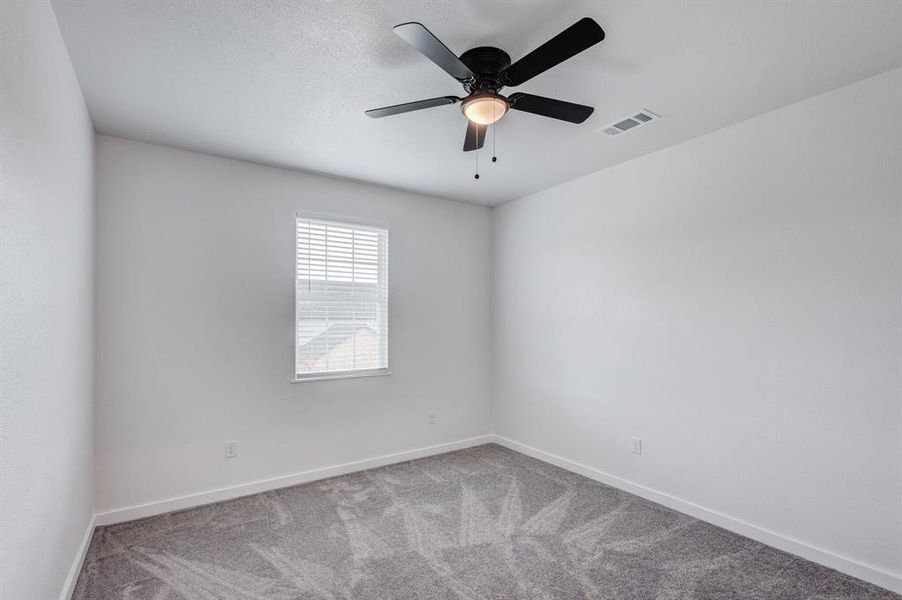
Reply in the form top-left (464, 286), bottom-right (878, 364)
top-left (462, 94), bottom-right (509, 125)
top-left (366, 18), bottom-right (606, 179)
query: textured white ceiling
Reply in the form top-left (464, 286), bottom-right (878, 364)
top-left (51, 0), bottom-right (902, 205)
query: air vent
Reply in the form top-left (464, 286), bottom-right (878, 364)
top-left (599, 109), bottom-right (660, 136)
top-left (614, 118), bottom-right (640, 131)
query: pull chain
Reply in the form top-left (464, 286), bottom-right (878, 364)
top-left (492, 123), bottom-right (497, 163)
top-left (474, 139), bottom-right (480, 179)
top-left (492, 102), bottom-right (498, 163)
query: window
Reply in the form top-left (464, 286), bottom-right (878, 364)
top-left (295, 216), bottom-right (389, 381)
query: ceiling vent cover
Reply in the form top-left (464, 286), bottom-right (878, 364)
top-left (600, 109), bottom-right (660, 136)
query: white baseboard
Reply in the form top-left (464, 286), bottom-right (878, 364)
top-left (491, 434), bottom-right (901, 595)
top-left (94, 435), bottom-right (493, 527)
top-left (61, 514), bottom-right (95, 600)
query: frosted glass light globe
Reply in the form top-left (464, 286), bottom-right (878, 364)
top-left (462, 94), bottom-right (509, 125)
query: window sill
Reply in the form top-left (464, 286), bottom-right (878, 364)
top-left (292, 369), bottom-right (391, 383)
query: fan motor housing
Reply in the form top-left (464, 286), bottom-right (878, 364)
top-left (459, 46), bottom-right (511, 93)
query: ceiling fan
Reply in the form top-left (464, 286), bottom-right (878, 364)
top-left (365, 18), bottom-right (606, 152)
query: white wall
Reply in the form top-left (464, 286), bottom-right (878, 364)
top-left (0, 2), bottom-right (96, 598)
top-left (94, 136), bottom-right (492, 513)
top-left (493, 68), bottom-right (902, 585)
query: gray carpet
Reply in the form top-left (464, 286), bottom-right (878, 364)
top-left (74, 444), bottom-right (898, 599)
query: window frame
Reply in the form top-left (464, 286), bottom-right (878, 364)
top-left (292, 213), bottom-right (390, 383)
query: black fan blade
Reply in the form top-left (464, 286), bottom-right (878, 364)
top-left (508, 93), bottom-right (594, 123)
top-left (463, 120), bottom-right (486, 152)
top-left (366, 96), bottom-right (460, 118)
top-left (394, 22), bottom-right (475, 82)
top-left (502, 18), bottom-right (604, 86)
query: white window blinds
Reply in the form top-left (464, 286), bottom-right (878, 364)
top-left (295, 217), bottom-right (389, 380)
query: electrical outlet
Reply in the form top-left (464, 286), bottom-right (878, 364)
top-left (631, 438), bottom-right (642, 455)
top-left (427, 411), bottom-right (436, 425)
top-left (225, 441), bottom-right (238, 459)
